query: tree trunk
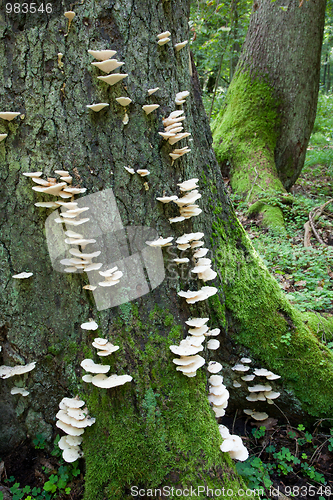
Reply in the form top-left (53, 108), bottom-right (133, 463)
top-left (212, 0), bottom-right (326, 228)
top-left (1, 1), bottom-right (333, 499)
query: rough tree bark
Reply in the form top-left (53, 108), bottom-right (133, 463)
top-left (212, 0), bottom-right (326, 229)
top-left (1, 1), bottom-right (333, 499)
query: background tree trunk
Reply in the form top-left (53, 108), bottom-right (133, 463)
top-left (212, 0), bottom-right (326, 228)
top-left (1, 1), bottom-right (333, 499)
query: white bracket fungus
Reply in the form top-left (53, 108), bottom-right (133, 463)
top-left (88, 49), bottom-right (117, 61)
top-left (219, 425), bottom-right (249, 461)
top-left (11, 387), bottom-right (29, 397)
top-left (81, 320), bottom-right (99, 331)
top-left (207, 361), bottom-right (222, 374)
top-left (178, 286), bottom-right (217, 304)
top-left (0, 134), bottom-right (8, 142)
top-left (157, 31), bottom-right (171, 45)
top-left (142, 104), bottom-right (160, 115)
top-left (115, 97), bottom-right (132, 107)
top-left (12, 272), bottom-right (33, 279)
top-left (0, 361), bottom-right (36, 379)
top-left (92, 59), bottom-right (125, 73)
top-left (97, 74), bottom-right (128, 86)
top-left (0, 112), bottom-right (20, 121)
top-left (174, 40), bottom-right (188, 51)
top-left (148, 88), bottom-right (159, 95)
top-left (80, 359), bottom-right (110, 374)
top-left (146, 236), bottom-right (173, 247)
top-left (86, 103), bottom-right (109, 112)
top-left (207, 339), bottom-right (220, 350)
top-left (137, 169), bottom-right (150, 177)
top-left (231, 364), bottom-right (250, 372)
top-left (156, 195), bottom-right (178, 203)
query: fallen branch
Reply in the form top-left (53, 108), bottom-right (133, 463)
top-left (308, 198), bottom-right (333, 246)
top-left (303, 221), bottom-right (312, 248)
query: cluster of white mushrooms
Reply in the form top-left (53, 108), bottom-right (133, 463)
top-left (80, 320), bottom-right (132, 389)
top-left (157, 30), bottom-right (188, 53)
top-left (0, 361), bottom-right (35, 398)
top-left (232, 359), bottom-right (281, 422)
top-left (219, 425), bottom-right (249, 461)
top-left (0, 111), bottom-right (21, 143)
top-left (56, 396), bottom-right (95, 462)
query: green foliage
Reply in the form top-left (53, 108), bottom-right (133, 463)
top-left (4, 436), bottom-right (80, 500)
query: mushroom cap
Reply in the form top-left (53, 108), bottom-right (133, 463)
top-left (156, 195), bottom-right (178, 203)
top-left (207, 390), bottom-right (229, 406)
top-left (157, 31), bottom-right (171, 39)
top-left (115, 97), bottom-right (132, 106)
top-left (82, 374), bottom-right (93, 383)
top-left (253, 368), bottom-right (272, 377)
top-left (207, 361), bottom-right (222, 373)
top-left (184, 335), bottom-right (205, 346)
top-left (86, 103), bottom-right (109, 112)
top-left (95, 343), bottom-right (119, 355)
top-left (243, 409), bottom-right (254, 416)
top-left (157, 38), bottom-right (170, 45)
top-left (93, 338), bottom-right (108, 346)
top-left (83, 285), bottom-right (97, 291)
top-left (185, 317), bottom-right (209, 328)
top-left (209, 384), bottom-right (228, 396)
top-left (231, 364), bottom-right (249, 372)
top-left (218, 425), bottom-right (230, 439)
top-left (60, 397), bottom-right (85, 409)
top-left (229, 447), bottom-right (249, 461)
top-left (97, 73), bottom-right (128, 85)
top-left (188, 325), bottom-right (209, 336)
top-left (81, 320), bottom-right (98, 331)
top-left (169, 217), bottom-right (186, 223)
top-left (66, 435), bottom-right (83, 446)
top-left (240, 357), bottom-right (252, 364)
top-left (64, 11), bottom-right (75, 20)
top-left (241, 374), bottom-right (255, 381)
top-left (208, 375), bottom-right (223, 386)
top-left (137, 169), bottom-right (150, 176)
top-left (80, 359), bottom-right (110, 374)
top-left (177, 178), bottom-right (199, 191)
top-left (58, 436), bottom-right (70, 450)
top-left (174, 190), bottom-right (201, 206)
top-left (233, 381), bottom-right (241, 388)
top-left (248, 384), bottom-right (272, 393)
top-left (172, 354), bottom-right (203, 366)
top-left (0, 112), bottom-right (20, 121)
top-left (251, 412), bottom-right (269, 421)
top-left (245, 394), bottom-right (260, 402)
top-left (0, 134), bottom-right (8, 142)
top-left (193, 248), bottom-right (209, 258)
top-left (91, 373), bottom-right (133, 388)
top-left (67, 408), bottom-right (87, 420)
top-left (220, 434), bottom-right (244, 453)
top-left (35, 202), bottom-right (59, 208)
top-left (142, 104), bottom-right (160, 115)
top-left (172, 258), bottom-right (190, 264)
top-left (266, 372), bottom-right (281, 380)
top-left (205, 328), bottom-right (220, 337)
top-left (174, 40), bottom-right (188, 51)
top-left (169, 341), bottom-right (203, 356)
top-left (146, 236), bottom-right (173, 247)
top-left (85, 263), bottom-right (103, 271)
top-left (10, 387), bottom-right (29, 396)
top-left (62, 447), bottom-right (83, 463)
top-left (176, 356), bottom-right (205, 374)
top-left (198, 268), bottom-right (217, 282)
top-left (12, 272), bottom-right (33, 279)
top-left (148, 88), bottom-right (159, 95)
top-left (264, 390), bottom-right (280, 400)
top-left (207, 339), bottom-right (220, 350)
top-left (56, 420), bottom-right (85, 436)
top-left (23, 171), bottom-right (43, 177)
top-left (212, 406), bottom-right (226, 418)
top-left (88, 49), bottom-right (117, 61)
top-left (92, 59), bottom-right (125, 73)
top-left (0, 362), bottom-right (36, 379)
top-left (191, 241), bottom-right (204, 248)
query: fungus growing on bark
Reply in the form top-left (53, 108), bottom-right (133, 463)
top-left (0, 134), bottom-right (7, 142)
top-left (174, 40), bottom-right (188, 51)
top-left (219, 425), bottom-right (249, 461)
top-left (97, 74), bottom-right (128, 85)
top-left (251, 412), bottom-right (269, 421)
top-left (11, 387), bottom-right (29, 396)
top-left (233, 381), bottom-right (241, 388)
top-left (64, 11), bottom-right (75, 20)
top-left (124, 166), bottom-right (135, 174)
top-left (156, 195), bottom-right (178, 203)
top-left (90, 374), bottom-right (133, 389)
top-left (0, 362), bottom-right (36, 379)
top-left (177, 178), bottom-right (199, 191)
top-left (142, 104), bottom-right (160, 115)
top-left (172, 258), bottom-right (190, 264)
top-left (241, 374), bottom-right (255, 381)
top-left (57, 397), bottom-right (95, 462)
top-left (157, 31), bottom-right (171, 45)
top-left (0, 112), bottom-right (20, 121)
top-left (169, 216), bottom-right (186, 224)
top-left (207, 339), bottom-right (220, 350)
top-left (92, 59), bottom-right (125, 73)
top-left (146, 236), bottom-right (173, 247)
top-left (12, 272), bottom-right (33, 279)
top-left (240, 358), bottom-right (252, 364)
top-left (148, 88), bottom-right (159, 95)
top-left (80, 359), bottom-right (110, 374)
top-left (92, 338), bottom-right (119, 356)
top-left (137, 169), bottom-right (150, 176)
top-left (231, 364), bottom-right (250, 372)
top-left (98, 267), bottom-right (123, 287)
top-left (178, 286), bottom-right (217, 304)
top-left (86, 103), bottom-right (109, 112)
top-left (81, 320), bottom-right (99, 331)
top-left (175, 91), bottom-right (190, 105)
top-left (207, 361), bottom-right (222, 374)
top-left (115, 97), bottom-right (132, 106)
top-left (169, 146), bottom-right (191, 160)
top-left (88, 49), bottom-right (117, 60)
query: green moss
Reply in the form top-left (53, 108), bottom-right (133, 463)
top-left (211, 200), bottom-right (333, 417)
top-left (212, 70), bottom-right (286, 205)
top-left (82, 306), bottom-right (248, 500)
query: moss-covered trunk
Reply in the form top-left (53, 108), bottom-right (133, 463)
top-left (212, 0), bottom-right (326, 227)
top-left (1, 1), bottom-right (333, 499)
